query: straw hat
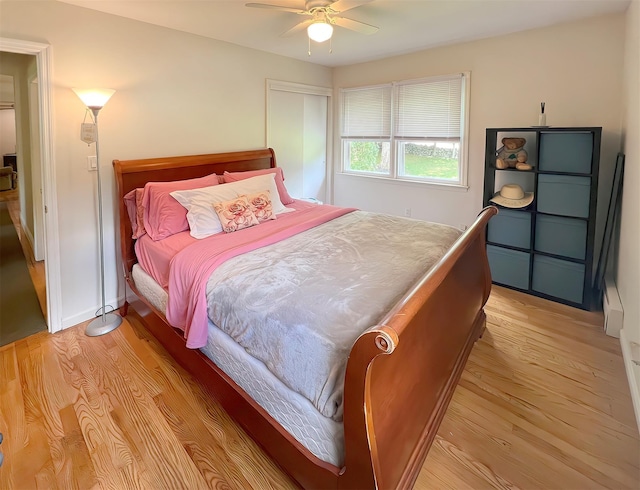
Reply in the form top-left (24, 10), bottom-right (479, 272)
top-left (490, 184), bottom-right (534, 208)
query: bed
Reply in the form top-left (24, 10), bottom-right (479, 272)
top-left (113, 147), bottom-right (497, 489)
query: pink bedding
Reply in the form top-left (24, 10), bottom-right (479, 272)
top-left (135, 231), bottom-right (197, 289)
top-left (135, 200), bottom-right (317, 289)
top-left (166, 203), bottom-right (355, 349)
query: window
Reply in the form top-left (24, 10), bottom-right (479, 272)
top-left (340, 73), bottom-right (469, 186)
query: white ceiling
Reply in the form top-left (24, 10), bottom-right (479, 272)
top-left (58, 0), bottom-right (631, 67)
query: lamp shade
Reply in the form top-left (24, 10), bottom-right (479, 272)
top-left (307, 21), bottom-right (333, 43)
top-left (72, 88), bottom-right (115, 109)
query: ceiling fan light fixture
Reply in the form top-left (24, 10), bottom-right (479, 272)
top-left (307, 21), bottom-right (333, 43)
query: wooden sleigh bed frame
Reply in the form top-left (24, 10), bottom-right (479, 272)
top-left (113, 148), bottom-right (497, 489)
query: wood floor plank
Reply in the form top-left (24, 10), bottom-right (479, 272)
top-left (486, 310), bottom-right (628, 378)
top-left (106, 321), bottom-right (164, 398)
top-left (511, 423), bottom-right (634, 489)
top-left (0, 347), bottom-right (18, 490)
top-left (465, 344), bottom-right (636, 439)
top-left (483, 331), bottom-right (638, 435)
top-left (435, 389), bottom-right (554, 489)
top-left (445, 382), bottom-right (633, 489)
top-left (121, 313), bottom-right (297, 489)
top-left (33, 459), bottom-right (58, 490)
top-left (0, 342), bottom-right (16, 389)
top-left (58, 404), bottom-right (97, 489)
top-left (81, 339), bottom-right (210, 489)
top-left (105, 323), bottom-right (253, 488)
top-left (90, 442), bottom-right (144, 490)
top-left (0, 286), bottom-right (637, 489)
top-left (419, 434), bottom-right (517, 490)
top-left (460, 361), bottom-right (639, 475)
top-left (192, 385), bottom-right (298, 490)
top-left (153, 391), bottom-right (255, 489)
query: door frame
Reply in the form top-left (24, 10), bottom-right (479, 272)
top-left (266, 79), bottom-right (333, 203)
top-left (1, 37), bottom-right (62, 333)
top-left (29, 76), bottom-right (45, 262)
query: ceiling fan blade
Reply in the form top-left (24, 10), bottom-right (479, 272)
top-left (329, 0), bottom-right (374, 14)
top-left (281, 18), bottom-right (314, 37)
top-left (333, 16), bottom-right (378, 35)
top-left (245, 3), bottom-right (306, 14)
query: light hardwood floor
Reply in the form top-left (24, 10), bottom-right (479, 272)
top-left (0, 286), bottom-right (638, 489)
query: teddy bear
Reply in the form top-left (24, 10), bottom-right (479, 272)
top-left (496, 137), bottom-right (531, 170)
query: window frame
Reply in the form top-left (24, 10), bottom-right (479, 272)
top-left (340, 72), bottom-right (470, 188)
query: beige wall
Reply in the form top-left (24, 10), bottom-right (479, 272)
top-left (1, 1), bottom-right (332, 327)
top-left (619, 0), bottom-right (640, 422)
top-left (0, 108), bottom-right (16, 156)
top-left (332, 14), bottom-right (625, 241)
top-left (620, 0), bottom-right (640, 340)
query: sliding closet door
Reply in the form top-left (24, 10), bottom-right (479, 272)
top-left (301, 94), bottom-right (327, 200)
top-left (267, 80), bottom-right (331, 202)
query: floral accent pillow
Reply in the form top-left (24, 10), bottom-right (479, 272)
top-left (213, 195), bottom-right (260, 233)
top-left (246, 190), bottom-right (276, 223)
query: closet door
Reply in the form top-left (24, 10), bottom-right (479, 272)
top-left (267, 81), bottom-right (331, 202)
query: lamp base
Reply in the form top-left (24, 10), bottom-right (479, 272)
top-left (85, 312), bottom-right (123, 337)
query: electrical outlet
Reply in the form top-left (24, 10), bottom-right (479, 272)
top-left (404, 208), bottom-right (411, 217)
top-left (87, 156), bottom-right (97, 171)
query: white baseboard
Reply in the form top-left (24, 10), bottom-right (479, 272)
top-left (620, 328), bottom-right (640, 435)
top-left (61, 295), bottom-right (124, 330)
top-left (604, 275), bottom-right (624, 338)
top-left (20, 215), bottom-right (35, 254)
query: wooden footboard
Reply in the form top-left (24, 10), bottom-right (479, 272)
top-left (340, 206), bottom-right (496, 489)
top-left (114, 149), bottom-right (497, 489)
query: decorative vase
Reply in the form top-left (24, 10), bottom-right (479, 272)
top-left (538, 113), bottom-right (547, 126)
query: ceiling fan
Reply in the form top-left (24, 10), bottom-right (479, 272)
top-left (245, 0), bottom-right (379, 43)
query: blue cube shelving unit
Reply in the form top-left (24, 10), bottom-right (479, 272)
top-left (483, 126), bottom-right (601, 310)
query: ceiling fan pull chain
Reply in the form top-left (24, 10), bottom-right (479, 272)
top-left (329, 36), bottom-right (332, 54)
top-left (308, 36), bottom-right (312, 56)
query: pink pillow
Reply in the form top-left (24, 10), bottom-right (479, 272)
top-left (223, 167), bottom-right (294, 205)
top-left (123, 188), bottom-right (146, 239)
top-left (142, 173), bottom-right (219, 241)
top-left (246, 190), bottom-right (276, 223)
top-left (213, 195), bottom-right (259, 233)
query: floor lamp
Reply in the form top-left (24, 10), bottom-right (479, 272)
top-left (72, 88), bottom-right (123, 337)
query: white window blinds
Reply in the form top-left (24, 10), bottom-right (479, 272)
top-left (341, 85), bottom-right (392, 138)
top-left (395, 75), bottom-right (463, 139)
top-left (339, 72), bottom-right (469, 186)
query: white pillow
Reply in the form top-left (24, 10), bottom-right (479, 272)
top-left (170, 173), bottom-right (290, 239)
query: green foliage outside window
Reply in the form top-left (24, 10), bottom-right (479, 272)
top-left (349, 142), bottom-right (384, 172)
top-left (404, 155), bottom-right (458, 180)
top-left (404, 142), bottom-right (459, 180)
top-left (349, 141), bottom-right (459, 180)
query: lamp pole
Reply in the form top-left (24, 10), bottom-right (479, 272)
top-left (73, 88), bottom-right (122, 336)
top-left (92, 107), bottom-right (106, 321)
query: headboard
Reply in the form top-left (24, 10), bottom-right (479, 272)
top-left (113, 148), bottom-right (277, 279)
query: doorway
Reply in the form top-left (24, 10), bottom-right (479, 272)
top-left (0, 67), bottom-right (47, 345)
top-left (0, 38), bottom-right (62, 336)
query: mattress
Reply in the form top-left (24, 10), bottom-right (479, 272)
top-left (131, 264), bottom-right (345, 466)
